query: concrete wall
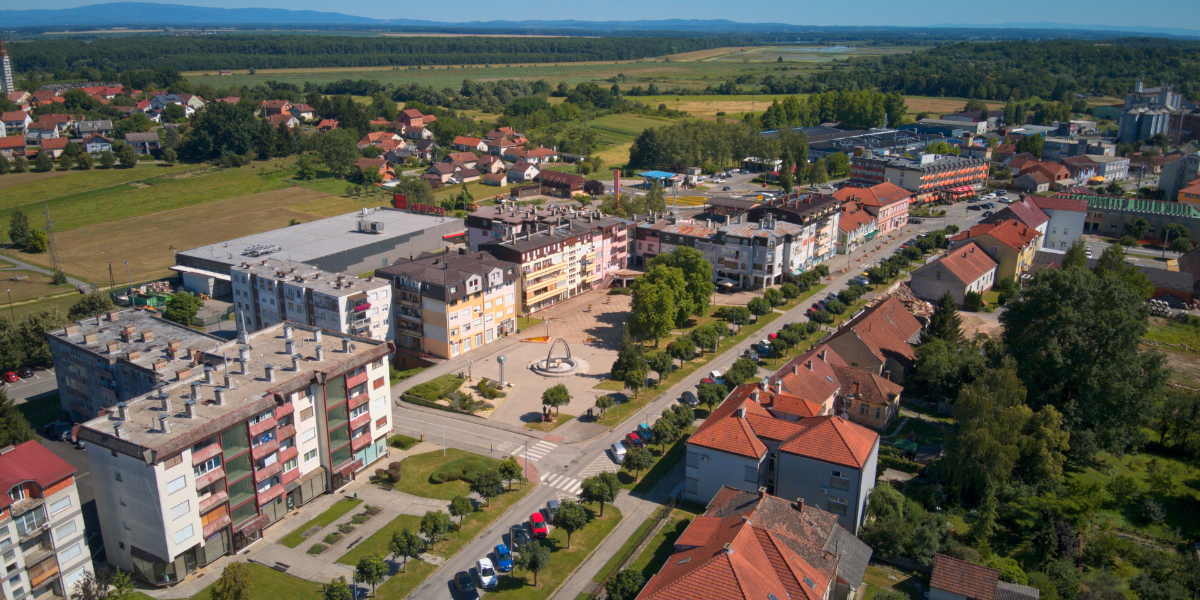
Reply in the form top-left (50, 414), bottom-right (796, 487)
top-left (47, 481), bottom-right (93, 591)
top-left (774, 443), bottom-right (876, 535)
top-left (684, 444), bottom-right (764, 505)
top-left (84, 444), bottom-right (171, 574)
top-left (1041, 209), bottom-right (1086, 252)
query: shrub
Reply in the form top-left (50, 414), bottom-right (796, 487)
top-left (389, 435), bottom-right (420, 450)
top-left (429, 456), bottom-right (497, 484)
top-left (963, 291), bottom-right (984, 312)
top-left (1119, 235), bottom-right (1139, 247)
top-left (337, 523), bottom-right (354, 534)
top-left (323, 533), bottom-right (343, 545)
top-left (308, 544), bottom-right (326, 555)
top-left (824, 299), bottom-right (846, 315)
top-left (351, 514), bottom-right (370, 525)
top-left (879, 454), bottom-right (923, 474)
top-left (809, 310), bottom-right (833, 324)
top-left (1140, 497), bottom-right (1165, 523)
top-left (608, 287), bottom-right (633, 295)
top-left (408, 375), bottom-right (465, 401)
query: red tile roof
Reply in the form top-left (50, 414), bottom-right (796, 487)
top-left (446, 152), bottom-right (479, 163)
top-left (0, 441), bottom-right (76, 511)
top-left (777, 415), bottom-right (878, 469)
top-left (261, 99), bottom-right (292, 109)
top-left (985, 196), bottom-right (1049, 229)
top-left (775, 345), bottom-right (846, 409)
top-left (952, 219), bottom-right (1041, 252)
top-left (1031, 196), bottom-right (1088, 213)
top-left (1, 111), bottom-right (28, 122)
top-left (525, 147), bottom-right (557, 158)
top-left (453, 136), bottom-right (484, 146)
top-left (832, 181), bottom-right (911, 208)
top-left (838, 201), bottom-right (877, 233)
top-left (689, 390), bottom-right (771, 459)
top-left (919, 242), bottom-right (998, 285)
top-left (317, 119), bottom-right (339, 129)
top-left (930, 554), bottom-right (999, 600)
top-left (828, 296), bottom-right (922, 367)
top-left (831, 364), bottom-right (903, 407)
top-left (0, 137), bottom-right (26, 150)
top-left (39, 138), bottom-right (69, 150)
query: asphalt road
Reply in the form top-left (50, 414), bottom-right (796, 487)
top-left (5, 367), bottom-right (58, 404)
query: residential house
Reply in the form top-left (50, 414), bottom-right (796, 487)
top-left (443, 152), bottom-right (479, 169)
top-left (775, 345), bottom-right (846, 416)
top-left (451, 136), bottom-right (488, 152)
top-left (1005, 153), bottom-right (1040, 174)
top-left (832, 364), bottom-right (904, 430)
top-left (637, 486), bottom-right (873, 600)
top-left (523, 147), bottom-right (558, 164)
top-left (538, 170), bottom-right (585, 198)
top-left (452, 169), bottom-right (481, 184)
top-left (261, 99), bottom-right (293, 117)
top-left (1, 111), bottom-right (31, 134)
top-left (316, 120), bottom-right (339, 132)
top-left (376, 250), bottom-right (520, 361)
top-left (684, 383), bottom-right (880, 533)
top-left (76, 120), bottom-right (114, 138)
top-left (0, 441), bottom-right (95, 600)
top-left (833, 182), bottom-right (911, 235)
top-left (411, 140), bottom-right (438, 162)
top-left (502, 148), bottom-right (529, 163)
top-left (482, 173), bottom-right (508, 187)
top-left (267, 114), bottom-right (299, 129)
top-left (357, 132), bottom-right (401, 150)
top-left (38, 138), bottom-right (69, 159)
top-left (83, 133), bottom-right (113, 155)
top-left (930, 554), bottom-right (1040, 600)
top-left (1179, 179), bottom-right (1200, 207)
top-left (1088, 155), bottom-right (1131, 182)
top-left (1019, 161), bottom-right (1071, 186)
top-left (0, 136), bottom-right (25, 158)
top-left (397, 108), bottom-right (431, 129)
top-left (1012, 171), bottom-right (1051, 193)
top-left (214, 97), bottom-right (240, 105)
top-left (6, 91), bottom-right (31, 105)
top-left (24, 123), bottom-right (59, 141)
top-left (1030, 196), bottom-right (1087, 250)
top-left (397, 124), bottom-right (433, 141)
top-left (176, 94), bottom-right (206, 111)
top-left (485, 137), bottom-right (518, 156)
top-left (949, 220), bottom-right (1042, 280)
top-left (909, 242), bottom-right (998, 306)
top-left (354, 158), bottom-right (393, 182)
top-left (980, 196), bottom-right (1050, 241)
top-left (289, 104), bottom-right (315, 121)
top-left (77, 322), bottom-right (394, 586)
top-left (824, 296), bottom-right (923, 382)
top-left (426, 163), bottom-right (462, 184)
top-left (1060, 155), bottom-right (1099, 181)
top-left (124, 132), bottom-right (160, 155)
top-left (507, 161), bottom-right (540, 182)
top-left (476, 155), bottom-right (505, 174)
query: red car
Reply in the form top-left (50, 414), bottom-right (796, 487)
top-left (529, 512), bottom-right (548, 538)
top-left (625, 432), bottom-right (644, 448)
top-left (2, 372), bottom-right (17, 383)
top-left (700, 378), bottom-right (715, 386)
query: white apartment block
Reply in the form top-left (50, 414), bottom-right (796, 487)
top-left (77, 323), bottom-right (394, 586)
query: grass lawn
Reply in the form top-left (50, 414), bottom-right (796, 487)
top-left (7, 292), bottom-right (86, 323)
top-left (405, 373), bottom-right (467, 402)
top-left (624, 429), bottom-right (694, 493)
top-left (888, 417), bottom-right (952, 446)
top-left (524, 414), bottom-right (575, 432)
top-left (592, 516), bottom-right (657, 585)
top-left (1145, 316), bottom-right (1200, 352)
top-left (586, 114), bottom-right (678, 139)
top-left (482, 505), bottom-right (623, 600)
top-left (189, 563), bottom-right (325, 600)
top-left (861, 564), bottom-right (926, 600)
top-left (278, 498), bottom-right (363, 548)
top-left (0, 270), bottom-right (80, 304)
top-left (17, 393), bottom-right (63, 428)
top-left (628, 512), bottom-right (691, 581)
top-left (1066, 448), bottom-right (1200, 542)
top-left (517, 316), bottom-right (543, 331)
top-left (0, 162), bottom-right (193, 205)
top-left (391, 448), bottom-right (503, 501)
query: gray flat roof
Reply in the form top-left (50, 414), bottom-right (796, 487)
top-left (177, 207), bottom-right (463, 270)
top-left (49, 309), bottom-right (225, 376)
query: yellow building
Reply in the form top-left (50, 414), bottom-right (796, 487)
top-left (949, 219), bottom-right (1042, 280)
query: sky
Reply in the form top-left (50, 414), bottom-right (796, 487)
top-left (17, 0), bottom-right (1200, 30)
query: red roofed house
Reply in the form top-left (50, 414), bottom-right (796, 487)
top-left (289, 104), bottom-right (315, 121)
top-left (260, 99), bottom-right (293, 117)
top-left (476, 155), bottom-right (505, 174)
top-left (442, 152), bottom-right (479, 169)
top-left (1, 111), bottom-right (33, 133)
top-left (537, 170), bottom-right (584, 198)
top-left (452, 136), bottom-right (487, 152)
top-left (980, 195), bottom-right (1049, 240)
top-left (832, 182), bottom-right (911, 235)
top-left (267, 114), bottom-right (300, 129)
top-left (836, 201), bottom-right (878, 254)
top-left (909, 242), bottom-right (999, 307)
top-left (397, 108), bottom-right (429, 128)
top-left (1030, 196), bottom-right (1087, 250)
top-left (354, 157), bottom-right (394, 182)
top-left (38, 137), bottom-right (70, 159)
top-left (522, 146), bottom-right (558, 164)
top-left (358, 131), bottom-right (401, 150)
top-left (930, 554), bottom-right (1041, 600)
top-left (0, 441), bottom-right (95, 597)
top-left (316, 119), bottom-right (339, 132)
top-left (823, 295), bottom-right (923, 382)
top-left (685, 379), bottom-right (881, 533)
top-left (950, 219), bottom-right (1042, 280)
top-left (0, 136), bottom-right (27, 159)
top-left (1012, 170), bottom-right (1051, 194)
top-left (638, 486), bottom-right (874, 600)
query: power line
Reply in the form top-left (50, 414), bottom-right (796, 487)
top-left (43, 204), bottom-right (62, 276)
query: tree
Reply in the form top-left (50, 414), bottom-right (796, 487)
top-left (99, 151), bottom-right (115, 169)
top-left (595, 395), bottom-right (615, 418)
top-left (605, 569), bottom-right (645, 600)
top-left (910, 337), bottom-right (987, 404)
top-left (1061, 239), bottom-right (1088, 269)
top-left (1124, 217), bottom-right (1151, 240)
top-left (469, 468), bottom-right (503, 507)
top-left (33, 152), bottom-right (54, 173)
top-left (778, 150), bottom-right (795, 193)
top-left (10, 156), bottom-right (27, 173)
top-left (724, 306), bottom-right (751, 330)
top-left (747, 297), bottom-right (771, 319)
top-left (163, 104), bottom-right (187, 123)
top-left (388, 528), bottom-right (423, 573)
top-left (807, 158), bottom-right (828, 184)
top-left (58, 154), bottom-right (74, 171)
top-left (554, 500), bottom-right (589, 549)
top-left (8, 208), bottom-right (30, 247)
top-left (116, 144), bottom-right (139, 168)
top-left (1162, 223), bottom-right (1189, 245)
top-left (1001, 267), bottom-right (1168, 455)
top-left (75, 153), bottom-right (92, 170)
top-left (74, 568), bottom-right (135, 600)
top-left (628, 273), bottom-right (679, 346)
top-left (162, 148), bottom-right (177, 166)
top-left (514, 540), bottom-right (551, 587)
top-left (647, 351), bottom-right (673, 384)
top-left (780, 283), bottom-right (800, 300)
top-left (1092, 244), bottom-right (1153, 299)
top-left (0, 155), bottom-right (9, 175)
top-left (296, 155), bottom-right (318, 180)
top-left (724, 357), bottom-right (758, 388)
top-left (579, 472), bottom-right (619, 517)
top-left (651, 417), bottom-right (682, 452)
top-left (667, 337), bottom-right (695, 369)
top-left (611, 332), bottom-right (648, 398)
top-left (419, 510), bottom-right (452, 548)
top-left (68, 291), bottom-right (115, 322)
top-left (625, 447), bottom-right (653, 480)
top-left (541, 384), bottom-right (570, 416)
top-left (17, 308), bottom-right (65, 366)
top-left (943, 360), bottom-right (1031, 501)
top-left (583, 179), bottom-right (605, 196)
top-left (322, 577), bottom-right (353, 600)
top-left (25, 230), bottom-right (48, 253)
top-left (448, 495), bottom-right (473, 527)
top-left (698, 382), bottom-right (725, 412)
top-left (210, 563), bottom-right (253, 600)
top-left (925, 291), bottom-right (963, 343)
top-left (763, 287), bottom-right (784, 307)
top-left (499, 457), bottom-right (525, 491)
top-left (354, 553), bottom-right (388, 597)
top-left (1106, 474), bottom-right (1139, 506)
top-left (648, 247), bottom-right (714, 321)
top-left (319, 128), bottom-right (360, 177)
top-left (163, 291), bottom-right (203, 325)
top-left (160, 126), bottom-right (181, 150)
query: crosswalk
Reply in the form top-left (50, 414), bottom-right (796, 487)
top-left (579, 453), bottom-right (621, 479)
top-left (539, 473), bottom-right (582, 495)
top-left (522, 440), bottom-right (557, 462)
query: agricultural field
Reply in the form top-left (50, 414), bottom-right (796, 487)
top-left (586, 114), bottom-right (677, 138)
top-left (694, 45), bottom-right (922, 63)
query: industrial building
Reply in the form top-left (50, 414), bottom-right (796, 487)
top-left (174, 208), bottom-right (464, 298)
top-left (77, 322), bottom-right (394, 586)
top-left (1118, 81), bottom-right (1183, 144)
top-left (849, 153), bottom-right (988, 203)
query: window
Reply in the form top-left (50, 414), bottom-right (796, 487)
top-left (375, 416), bottom-right (388, 429)
top-left (300, 407), bottom-right (314, 421)
top-left (54, 521), bottom-right (76, 540)
top-left (163, 454), bottom-right (183, 469)
top-left (303, 449), bottom-right (318, 463)
top-left (301, 428), bottom-right (317, 442)
top-left (173, 525), bottom-right (194, 545)
top-left (768, 453), bottom-right (776, 473)
top-left (249, 410), bottom-right (273, 426)
top-left (743, 466), bottom-right (758, 484)
top-left (59, 543), bottom-right (82, 562)
top-left (49, 497), bottom-right (71, 515)
top-left (349, 405), bottom-right (368, 419)
top-left (283, 458), bottom-right (297, 473)
top-left (194, 455), bottom-right (222, 479)
top-left (170, 501), bottom-right (190, 520)
top-left (372, 377), bottom-right (385, 390)
top-left (167, 475), bottom-right (186, 494)
top-left (828, 495), bottom-right (848, 516)
top-left (831, 471), bottom-right (851, 491)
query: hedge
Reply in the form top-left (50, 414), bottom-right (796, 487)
top-left (879, 453), bottom-right (924, 474)
top-left (429, 456), bottom-right (498, 484)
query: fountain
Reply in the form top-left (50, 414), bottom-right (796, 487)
top-left (530, 337), bottom-right (589, 377)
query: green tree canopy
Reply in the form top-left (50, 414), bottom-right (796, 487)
top-left (353, 553), bottom-right (388, 596)
top-left (514, 540), bottom-right (551, 587)
top-left (925, 291), bottom-right (963, 343)
top-left (553, 500), bottom-right (589, 548)
top-left (210, 563), bottom-right (253, 600)
top-left (448, 495), bottom-right (473, 526)
top-left (625, 446), bottom-right (653, 480)
top-left (163, 291), bottom-right (203, 326)
top-left (68, 291), bottom-right (115, 322)
top-left (419, 510), bottom-right (452, 547)
top-left (579, 472), bottom-right (619, 517)
top-left (541, 384), bottom-right (571, 416)
top-left (387, 528), bottom-right (423, 573)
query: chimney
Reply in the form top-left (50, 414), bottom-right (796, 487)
top-left (284, 324), bottom-right (293, 340)
top-left (214, 387), bottom-right (226, 406)
top-left (292, 355), bottom-right (302, 371)
top-left (342, 338), bottom-right (351, 353)
top-left (65, 324), bottom-right (80, 336)
top-left (736, 406), bottom-right (747, 419)
top-left (116, 402), bottom-right (129, 421)
top-left (159, 416), bottom-right (171, 434)
top-left (107, 310), bottom-right (120, 322)
top-left (723, 543), bottom-right (734, 555)
top-left (774, 379), bottom-right (783, 394)
top-left (239, 346), bottom-right (251, 363)
top-left (853, 381), bottom-right (861, 397)
top-left (191, 381), bottom-right (202, 402)
top-left (316, 346), bottom-right (325, 361)
top-left (758, 486), bottom-right (767, 499)
top-left (121, 326), bottom-right (136, 342)
top-left (239, 329), bottom-right (251, 345)
top-left (752, 390), bottom-right (760, 404)
top-left (819, 349), bottom-right (827, 362)
top-left (141, 331), bottom-right (154, 343)
top-left (184, 400), bottom-right (197, 419)
top-left (805, 360), bottom-right (813, 371)
top-left (286, 339), bottom-right (296, 355)
top-left (84, 332), bottom-right (99, 344)
top-left (225, 374), bottom-right (232, 390)
top-left (161, 395), bottom-right (171, 413)
top-left (265, 365), bottom-right (276, 382)
top-left (794, 497), bottom-right (805, 511)
top-left (792, 364), bottom-right (799, 375)
top-left (204, 367), bottom-right (215, 385)
top-left (113, 423), bottom-right (125, 439)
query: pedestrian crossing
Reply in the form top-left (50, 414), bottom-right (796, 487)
top-left (522, 440), bottom-right (557, 462)
top-left (539, 473), bottom-right (582, 495)
top-left (578, 453), bottom-right (621, 479)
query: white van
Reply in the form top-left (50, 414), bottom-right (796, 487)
top-left (710, 370), bottom-right (724, 382)
top-left (610, 442), bottom-right (627, 464)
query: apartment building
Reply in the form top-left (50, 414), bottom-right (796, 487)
top-left (480, 212), bottom-right (631, 314)
top-left (745, 193), bottom-right (842, 264)
top-left (230, 259), bottom-right (392, 342)
top-left (47, 310), bottom-right (225, 422)
top-left (631, 216), bottom-right (719, 268)
top-left (831, 182), bottom-right (912, 235)
top-left (0, 442), bottom-right (93, 600)
top-left (77, 323), bottom-right (394, 586)
top-left (850, 153), bottom-right (988, 203)
top-left (376, 251), bottom-right (520, 361)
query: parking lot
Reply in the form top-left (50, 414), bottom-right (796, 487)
top-left (4, 366), bottom-right (57, 404)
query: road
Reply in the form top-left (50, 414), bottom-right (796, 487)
top-left (394, 206), bottom-right (981, 599)
top-left (4, 366), bottom-right (58, 403)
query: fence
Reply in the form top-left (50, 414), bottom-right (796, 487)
top-left (589, 495), bottom-right (678, 599)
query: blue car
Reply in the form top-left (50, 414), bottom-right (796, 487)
top-left (637, 423), bottom-right (653, 443)
top-left (494, 544), bottom-right (513, 572)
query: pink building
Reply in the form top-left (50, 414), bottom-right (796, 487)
top-left (833, 182), bottom-right (912, 235)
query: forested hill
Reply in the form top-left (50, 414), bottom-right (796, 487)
top-left (7, 35), bottom-right (746, 72)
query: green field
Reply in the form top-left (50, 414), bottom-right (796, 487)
top-left (586, 114), bottom-right (677, 139)
top-left (0, 163), bottom-right (193, 206)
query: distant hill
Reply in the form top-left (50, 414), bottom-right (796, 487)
top-left (0, 3), bottom-right (375, 27)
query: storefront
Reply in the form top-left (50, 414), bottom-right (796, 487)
top-left (286, 468), bottom-right (328, 510)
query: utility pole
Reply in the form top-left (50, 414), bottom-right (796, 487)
top-left (43, 204), bottom-right (61, 277)
top-left (106, 262), bottom-right (115, 292)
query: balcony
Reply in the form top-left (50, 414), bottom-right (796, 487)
top-left (397, 292), bottom-right (421, 307)
top-left (28, 561), bottom-right (58, 590)
top-left (251, 439), bottom-right (280, 461)
top-left (21, 541), bottom-right (55, 568)
top-left (350, 412), bottom-right (371, 431)
top-left (254, 461), bottom-right (281, 483)
top-left (256, 483), bottom-right (284, 507)
top-left (278, 446), bottom-right (299, 465)
top-left (274, 403), bottom-right (294, 418)
top-left (195, 467), bottom-right (225, 490)
top-left (198, 490), bottom-right (229, 514)
top-left (202, 514), bottom-right (232, 539)
top-left (280, 468), bottom-right (301, 487)
top-left (346, 369), bottom-right (369, 390)
top-left (191, 443), bottom-right (223, 467)
top-left (351, 433), bottom-right (372, 452)
top-left (276, 424), bottom-right (296, 441)
top-left (248, 417), bottom-right (276, 438)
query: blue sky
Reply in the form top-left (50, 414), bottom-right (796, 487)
top-left (26, 0), bottom-right (1200, 29)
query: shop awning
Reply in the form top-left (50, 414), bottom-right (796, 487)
top-left (865, 230), bottom-right (880, 241)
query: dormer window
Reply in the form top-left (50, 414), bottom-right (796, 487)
top-left (8, 486), bottom-right (24, 501)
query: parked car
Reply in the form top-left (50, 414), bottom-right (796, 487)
top-left (699, 377), bottom-right (715, 386)
top-left (42, 422), bottom-right (72, 441)
top-left (546, 500), bottom-right (560, 523)
top-left (611, 442), bottom-right (627, 464)
top-left (996, 190), bottom-right (1008, 196)
top-left (509, 525), bottom-right (531, 551)
top-left (625, 432), bottom-right (644, 448)
top-left (909, 217), bottom-right (923, 224)
top-left (454, 571), bottom-right (478, 600)
top-left (709, 370), bottom-right (723, 383)
top-left (3, 371), bottom-right (17, 383)
top-left (17, 367), bottom-right (33, 379)
top-left (637, 423), bottom-right (653, 443)
top-left (529, 512), bottom-right (549, 538)
top-left (476, 558), bottom-right (497, 589)
top-left (723, 186), bottom-right (731, 191)
top-left (494, 544), bottom-right (513, 572)
top-left (981, 211), bottom-right (993, 217)
top-left (967, 205), bottom-right (982, 211)
top-left (681, 391), bottom-right (699, 407)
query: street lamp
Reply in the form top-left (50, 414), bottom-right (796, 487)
top-left (467, 359), bottom-right (474, 381)
top-left (124, 261), bottom-right (132, 298)
top-left (5, 288), bottom-right (11, 323)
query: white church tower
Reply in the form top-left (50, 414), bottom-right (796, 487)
top-left (0, 41), bottom-right (13, 96)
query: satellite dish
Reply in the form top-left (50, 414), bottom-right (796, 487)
top-left (349, 343), bottom-right (357, 352)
